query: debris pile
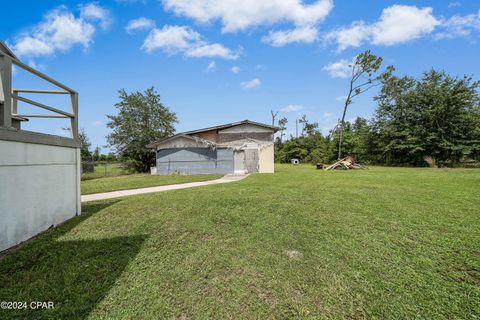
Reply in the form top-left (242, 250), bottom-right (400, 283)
top-left (324, 156), bottom-right (366, 170)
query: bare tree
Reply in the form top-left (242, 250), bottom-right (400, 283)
top-left (337, 51), bottom-right (394, 159)
top-left (271, 110), bottom-right (279, 127)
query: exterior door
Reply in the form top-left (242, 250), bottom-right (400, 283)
top-left (234, 150), bottom-right (245, 174)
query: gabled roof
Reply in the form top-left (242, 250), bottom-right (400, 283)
top-left (0, 41), bottom-right (19, 60)
top-left (146, 134), bottom-right (216, 149)
top-left (147, 119), bottom-right (278, 149)
top-left (181, 119), bottom-right (279, 135)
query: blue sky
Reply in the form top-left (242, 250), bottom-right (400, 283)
top-left (1, 0), bottom-right (480, 151)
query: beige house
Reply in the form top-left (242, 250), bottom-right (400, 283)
top-left (147, 120), bottom-right (278, 174)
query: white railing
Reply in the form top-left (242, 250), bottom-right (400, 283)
top-left (0, 42), bottom-right (78, 140)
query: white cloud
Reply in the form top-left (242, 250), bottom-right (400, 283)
top-left (335, 95), bottom-right (347, 101)
top-left (326, 5), bottom-right (440, 51)
top-left (231, 66), bottom-right (240, 74)
top-left (142, 25), bottom-right (239, 60)
top-left (91, 120), bottom-right (103, 126)
top-left (435, 10), bottom-right (480, 39)
top-left (125, 17), bottom-right (155, 33)
top-left (371, 5), bottom-right (440, 45)
top-left (185, 43), bottom-right (240, 59)
top-left (323, 111), bottom-right (334, 119)
top-left (142, 25), bottom-right (200, 53)
top-left (281, 104), bottom-right (304, 112)
top-left (27, 60), bottom-right (46, 71)
top-left (448, 2), bottom-right (461, 8)
top-left (241, 78), bottom-right (261, 89)
top-left (262, 26), bottom-right (319, 46)
top-left (13, 4), bottom-right (108, 57)
top-left (162, 0), bottom-right (333, 33)
top-left (79, 3), bottom-right (112, 30)
top-left (325, 22), bottom-right (371, 51)
top-left (323, 58), bottom-right (353, 79)
top-left (205, 61), bottom-right (216, 72)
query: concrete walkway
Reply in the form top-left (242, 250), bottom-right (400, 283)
top-left (81, 174), bottom-right (249, 203)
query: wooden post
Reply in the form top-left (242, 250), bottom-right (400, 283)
top-left (0, 55), bottom-right (12, 128)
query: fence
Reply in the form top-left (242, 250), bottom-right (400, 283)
top-left (81, 161), bottom-right (134, 180)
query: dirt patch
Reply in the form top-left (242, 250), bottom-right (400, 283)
top-left (286, 250), bottom-right (303, 260)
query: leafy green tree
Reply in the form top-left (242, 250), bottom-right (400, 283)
top-left (278, 117), bottom-right (288, 142)
top-left (373, 70), bottom-right (480, 165)
top-left (274, 114), bottom-right (330, 164)
top-left (337, 51), bottom-right (394, 159)
top-left (106, 152), bottom-right (118, 162)
top-left (93, 146), bottom-right (101, 161)
top-left (78, 128), bottom-right (92, 158)
top-left (107, 87), bottom-right (178, 172)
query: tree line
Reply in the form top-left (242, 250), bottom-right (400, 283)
top-left (275, 69), bottom-right (480, 167)
top-left (79, 57), bottom-right (480, 172)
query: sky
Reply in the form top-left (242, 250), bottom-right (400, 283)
top-left (1, 0), bottom-right (480, 152)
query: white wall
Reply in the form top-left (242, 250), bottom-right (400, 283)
top-left (220, 124), bottom-right (274, 133)
top-left (258, 144), bottom-right (275, 173)
top-left (0, 140), bottom-right (81, 252)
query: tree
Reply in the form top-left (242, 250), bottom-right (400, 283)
top-left (278, 117), bottom-right (288, 142)
top-left (78, 128), bottom-right (91, 158)
top-left (373, 70), bottom-right (480, 165)
top-left (107, 87), bottom-right (178, 172)
top-left (93, 146), bottom-right (101, 161)
top-left (337, 51), bottom-right (394, 159)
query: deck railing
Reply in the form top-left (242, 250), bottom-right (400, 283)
top-left (0, 44), bottom-right (78, 140)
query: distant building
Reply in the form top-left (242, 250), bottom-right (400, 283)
top-left (147, 120), bottom-right (278, 174)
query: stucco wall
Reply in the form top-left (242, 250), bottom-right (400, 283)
top-left (259, 144), bottom-right (275, 173)
top-left (0, 140), bottom-right (81, 252)
top-left (156, 147), bottom-right (234, 174)
top-left (217, 132), bottom-right (273, 144)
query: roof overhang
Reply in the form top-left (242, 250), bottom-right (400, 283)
top-left (181, 119), bottom-right (279, 135)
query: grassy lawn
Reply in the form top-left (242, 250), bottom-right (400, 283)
top-left (81, 163), bottom-right (133, 181)
top-left (1, 165), bottom-right (479, 319)
top-left (81, 174), bottom-right (223, 195)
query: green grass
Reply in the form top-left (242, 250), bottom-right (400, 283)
top-left (81, 174), bottom-right (223, 195)
top-left (81, 163), bottom-right (132, 181)
top-left (1, 165), bottom-right (479, 319)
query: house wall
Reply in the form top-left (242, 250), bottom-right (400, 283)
top-left (192, 130), bottom-right (217, 142)
top-left (156, 136), bottom-right (212, 149)
top-left (258, 144), bottom-right (275, 173)
top-left (220, 124), bottom-right (273, 133)
top-left (156, 147), bottom-right (234, 174)
top-left (0, 140), bottom-right (81, 252)
top-left (217, 132), bottom-right (273, 144)
top-left (244, 149), bottom-right (259, 173)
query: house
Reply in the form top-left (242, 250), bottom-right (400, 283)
top-left (147, 120), bottom-right (279, 174)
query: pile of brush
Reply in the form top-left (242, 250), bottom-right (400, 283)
top-left (324, 156), bottom-right (366, 170)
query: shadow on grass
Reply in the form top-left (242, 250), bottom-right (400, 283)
top-left (0, 200), bottom-right (146, 320)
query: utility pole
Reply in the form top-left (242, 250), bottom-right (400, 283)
top-left (295, 119), bottom-right (298, 138)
